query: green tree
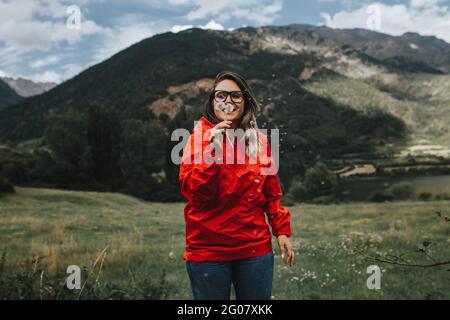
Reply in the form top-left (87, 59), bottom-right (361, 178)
top-left (0, 174), bottom-right (15, 193)
top-left (87, 104), bottom-right (122, 187)
top-left (44, 109), bottom-right (88, 187)
top-left (287, 176), bottom-right (307, 202)
top-left (119, 119), bottom-right (166, 199)
top-left (45, 109), bottom-right (87, 165)
top-left (304, 161), bottom-right (338, 199)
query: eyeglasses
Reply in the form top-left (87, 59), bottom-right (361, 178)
top-left (213, 90), bottom-right (244, 103)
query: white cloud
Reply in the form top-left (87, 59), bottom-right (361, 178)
top-left (230, 0), bottom-right (283, 25)
top-left (61, 63), bottom-right (84, 80)
top-left (28, 70), bottom-right (62, 83)
top-left (171, 24), bottom-right (194, 33)
top-left (26, 63), bottom-right (84, 83)
top-left (317, 0), bottom-right (376, 10)
top-left (320, 1), bottom-right (450, 42)
top-left (91, 14), bottom-right (161, 64)
top-left (0, 0), bottom-right (107, 54)
top-left (411, 0), bottom-right (439, 8)
top-left (200, 20), bottom-right (224, 30)
top-left (0, 69), bottom-right (12, 78)
top-left (30, 56), bottom-right (61, 68)
top-left (171, 19), bottom-right (224, 33)
top-left (169, 0), bottom-right (282, 25)
top-left (0, 0), bottom-right (108, 82)
top-left (1, 0), bottom-right (283, 82)
top-left (0, 46), bottom-right (22, 68)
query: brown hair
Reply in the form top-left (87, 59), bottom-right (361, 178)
top-left (203, 71), bottom-right (260, 155)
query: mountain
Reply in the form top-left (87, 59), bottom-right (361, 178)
top-left (251, 25), bottom-right (450, 147)
top-left (0, 24), bottom-right (449, 158)
top-left (0, 76), bottom-right (57, 97)
top-left (0, 78), bottom-right (22, 110)
top-left (261, 24), bottom-right (450, 73)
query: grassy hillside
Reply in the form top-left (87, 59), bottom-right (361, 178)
top-left (303, 71), bottom-right (450, 145)
top-left (0, 187), bottom-right (449, 299)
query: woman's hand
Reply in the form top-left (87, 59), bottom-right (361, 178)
top-left (208, 120), bottom-right (232, 146)
top-left (277, 235), bottom-right (295, 267)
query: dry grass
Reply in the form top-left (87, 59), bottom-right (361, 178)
top-left (1, 187), bottom-right (449, 299)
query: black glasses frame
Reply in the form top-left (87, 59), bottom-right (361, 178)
top-left (213, 90), bottom-right (245, 103)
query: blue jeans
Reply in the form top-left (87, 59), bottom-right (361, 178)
top-left (186, 252), bottom-right (274, 300)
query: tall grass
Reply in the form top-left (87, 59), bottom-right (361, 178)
top-left (0, 187), bottom-right (449, 299)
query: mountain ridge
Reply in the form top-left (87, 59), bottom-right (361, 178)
top-left (0, 76), bottom-right (57, 98)
top-left (0, 24), bottom-right (448, 155)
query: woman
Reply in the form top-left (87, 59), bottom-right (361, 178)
top-left (179, 71), bottom-right (295, 300)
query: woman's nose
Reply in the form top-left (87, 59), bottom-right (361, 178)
top-left (225, 94), bottom-right (233, 103)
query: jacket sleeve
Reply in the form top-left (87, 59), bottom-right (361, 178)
top-left (179, 130), bottom-right (223, 203)
top-left (261, 139), bottom-right (292, 238)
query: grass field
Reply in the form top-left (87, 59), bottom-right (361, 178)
top-left (0, 187), bottom-right (449, 299)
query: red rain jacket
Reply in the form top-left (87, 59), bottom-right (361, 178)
top-left (179, 116), bottom-right (292, 262)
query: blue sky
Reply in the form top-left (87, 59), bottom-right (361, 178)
top-left (1, 0), bottom-right (449, 83)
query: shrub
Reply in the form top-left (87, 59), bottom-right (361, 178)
top-left (387, 182), bottom-right (414, 200)
top-left (304, 161), bottom-right (337, 199)
top-left (0, 145), bottom-right (31, 184)
top-left (0, 175), bottom-right (15, 193)
top-left (287, 177), bottom-right (307, 202)
top-left (435, 193), bottom-right (450, 200)
top-left (369, 191), bottom-right (394, 202)
top-left (418, 192), bottom-right (432, 201)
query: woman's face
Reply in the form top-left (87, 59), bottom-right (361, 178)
top-left (213, 79), bottom-right (245, 122)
